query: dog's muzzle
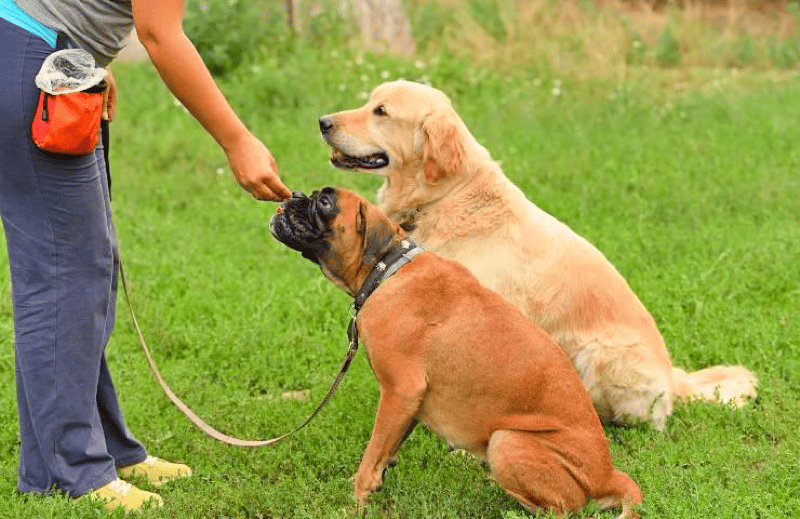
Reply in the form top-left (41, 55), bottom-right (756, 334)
top-left (318, 116), bottom-right (389, 170)
top-left (270, 189), bottom-right (338, 263)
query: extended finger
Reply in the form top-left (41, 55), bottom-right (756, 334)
top-left (271, 182), bottom-right (292, 200)
top-left (248, 184), bottom-right (282, 202)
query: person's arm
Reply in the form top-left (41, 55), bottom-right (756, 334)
top-left (132, 0), bottom-right (291, 201)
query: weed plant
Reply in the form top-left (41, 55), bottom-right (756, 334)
top-left (0, 1), bottom-right (798, 518)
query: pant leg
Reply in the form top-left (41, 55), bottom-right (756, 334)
top-left (0, 19), bottom-right (145, 498)
top-left (94, 135), bottom-right (147, 469)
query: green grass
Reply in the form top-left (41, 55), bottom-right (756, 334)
top-left (1, 9), bottom-right (800, 519)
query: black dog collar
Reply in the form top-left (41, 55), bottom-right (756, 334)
top-left (353, 239), bottom-right (424, 312)
top-left (340, 239), bottom-right (423, 401)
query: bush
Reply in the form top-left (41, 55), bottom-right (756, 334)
top-left (184, 0), bottom-right (290, 77)
top-left (769, 36), bottom-right (800, 68)
top-left (655, 24), bottom-right (682, 67)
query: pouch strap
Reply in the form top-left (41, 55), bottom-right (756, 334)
top-left (55, 30), bottom-right (69, 50)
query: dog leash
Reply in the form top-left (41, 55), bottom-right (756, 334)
top-left (119, 262), bottom-right (360, 447)
top-left (118, 238), bottom-right (422, 447)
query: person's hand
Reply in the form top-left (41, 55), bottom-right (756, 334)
top-left (226, 133), bottom-right (292, 201)
top-left (102, 68), bottom-right (118, 121)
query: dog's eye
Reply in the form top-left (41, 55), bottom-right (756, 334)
top-left (372, 104), bottom-right (388, 117)
top-left (319, 195), bottom-right (331, 209)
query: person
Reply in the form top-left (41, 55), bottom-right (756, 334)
top-left (0, 0), bottom-right (292, 513)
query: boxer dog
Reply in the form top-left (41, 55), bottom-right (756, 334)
top-left (270, 187), bottom-right (642, 517)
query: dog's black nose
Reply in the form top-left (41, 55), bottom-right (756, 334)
top-left (319, 116), bottom-right (334, 135)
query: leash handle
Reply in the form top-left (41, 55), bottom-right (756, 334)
top-left (119, 262), bottom-right (357, 447)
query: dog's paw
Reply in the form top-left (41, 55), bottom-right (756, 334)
top-left (354, 488), bottom-right (372, 509)
top-left (354, 468), bottom-right (385, 507)
top-left (354, 481), bottom-right (383, 503)
top-left (355, 497), bottom-right (368, 516)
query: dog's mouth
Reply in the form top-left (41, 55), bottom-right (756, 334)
top-left (330, 147), bottom-right (389, 170)
top-left (270, 193), bottom-right (325, 263)
top-left (271, 190), bottom-right (339, 264)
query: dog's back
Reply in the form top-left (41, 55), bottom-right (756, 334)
top-left (358, 251), bottom-right (642, 516)
top-left (366, 80), bottom-right (757, 430)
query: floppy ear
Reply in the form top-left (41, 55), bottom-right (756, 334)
top-left (360, 201), bottom-right (400, 265)
top-left (422, 112), bottom-right (465, 184)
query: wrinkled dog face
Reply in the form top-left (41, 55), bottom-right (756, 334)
top-left (318, 80), bottom-right (456, 178)
top-left (270, 189), bottom-right (338, 264)
top-left (270, 187), bottom-right (401, 294)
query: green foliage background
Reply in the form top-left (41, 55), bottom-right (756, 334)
top-left (0, 1), bottom-right (798, 518)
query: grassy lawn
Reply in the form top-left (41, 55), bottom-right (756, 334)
top-left (1, 2), bottom-right (799, 518)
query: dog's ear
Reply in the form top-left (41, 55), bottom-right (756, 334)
top-left (422, 112), bottom-right (465, 184)
top-left (359, 201), bottom-right (399, 265)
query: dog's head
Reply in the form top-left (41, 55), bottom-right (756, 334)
top-left (319, 81), bottom-right (488, 198)
top-left (270, 187), bottom-right (401, 294)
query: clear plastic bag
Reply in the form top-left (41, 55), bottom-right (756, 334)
top-left (35, 49), bottom-right (107, 95)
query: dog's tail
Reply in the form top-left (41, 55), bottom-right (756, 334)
top-left (672, 365), bottom-right (758, 406)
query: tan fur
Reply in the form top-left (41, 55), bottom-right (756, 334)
top-left (320, 80), bottom-right (757, 430)
top-left (276, 188), bottom-right (643, 517)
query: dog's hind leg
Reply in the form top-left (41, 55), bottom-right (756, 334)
top-left (594, 470), bottom-right (643, 519)
top-left (486, 429), bottom-right (589, 515)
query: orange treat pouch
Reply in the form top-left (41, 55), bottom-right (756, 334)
top-left (32, 80), bottom-right (106, 155)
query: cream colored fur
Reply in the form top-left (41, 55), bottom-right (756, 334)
top-left (320, 80), bottom-right (758, 430)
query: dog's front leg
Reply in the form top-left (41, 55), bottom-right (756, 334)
top-left (388, 418), bottom-right (418, 467)
top-left (355, 389), bottom-right (421, 506)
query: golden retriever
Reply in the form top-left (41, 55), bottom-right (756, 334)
top-left (318, 80), bottom-right (757, 431)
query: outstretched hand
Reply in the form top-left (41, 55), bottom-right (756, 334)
top-left (226, 133), bottom-right (292, 201)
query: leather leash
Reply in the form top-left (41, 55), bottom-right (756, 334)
top-left (119, 262), bottom-right (359, 447)
top-left (118, 238), bottom-right (422, 447)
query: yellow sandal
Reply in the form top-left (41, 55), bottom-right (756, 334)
top-left (86, 478), bottom-right (163, 513)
